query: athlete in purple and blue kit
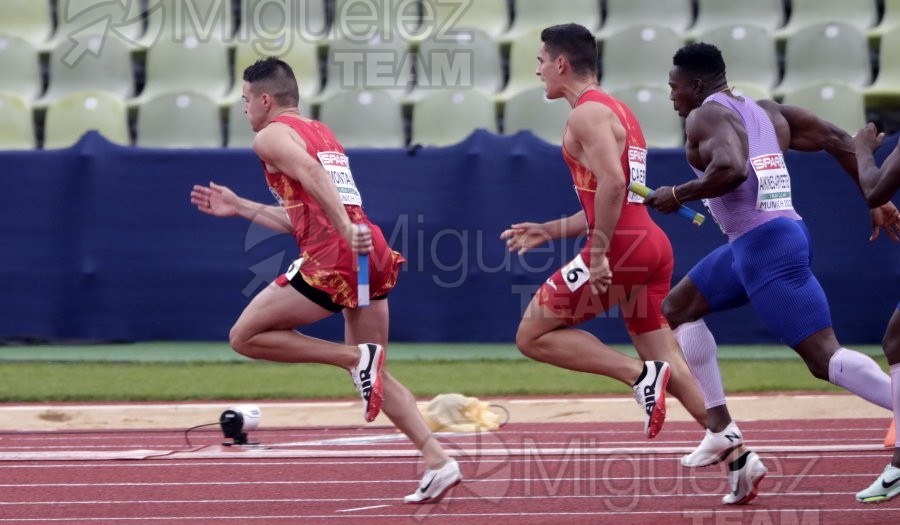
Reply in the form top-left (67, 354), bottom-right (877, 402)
top-left (644, 42), bottom-right (900, 505)
top-left (852, 122), bottom-right (900, 503)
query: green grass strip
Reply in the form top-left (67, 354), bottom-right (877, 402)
top-left (0, 343), bottom-right (884, 362)
top-left (0, 358), bottom-right (885, 402)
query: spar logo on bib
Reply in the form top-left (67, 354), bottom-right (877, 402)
top-left (317, 151), bottom-right (363, 206)
top-left (627, 146), bottom-right (647, 203)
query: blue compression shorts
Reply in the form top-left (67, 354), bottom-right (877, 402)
top-left (688, 218), bottom-right (832, 347)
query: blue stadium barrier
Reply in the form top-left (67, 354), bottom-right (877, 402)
top-left (0, 131), bottom-right (897, 344)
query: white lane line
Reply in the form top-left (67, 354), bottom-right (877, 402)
top-left (0, 451), bottom-right (894, 471)
top-left (0, 508), bottom-right (898, 522)
top-left (0, 402), bottom-right (355, 411)
top-left (335, 504), bottom-right (391, 512)
top-left (0, 472), bottom-right (886, 489)
top-left (0, 441), bottom-right (886, 462)
top-left (0, 491), bottom-right (872, 505)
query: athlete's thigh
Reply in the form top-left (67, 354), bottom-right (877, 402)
top-left (536, 252), bottom-right (616, 326)
top-left (733, 219), bottom-right (831, 347)
top-left (343, 299), bottom-right (389, 347)
top-left (234, 280), bottom-right (335, 335)
top-left (684, 244), bottom-right (749, 313)
top-left (518, 292), bottom-right (571, 341)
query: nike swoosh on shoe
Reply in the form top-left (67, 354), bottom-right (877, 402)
top-left (420, 473), bottom-right (437, 493)
top-left (881, 476), bottom-right (900, 488)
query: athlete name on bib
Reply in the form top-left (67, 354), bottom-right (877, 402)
top-left (627, 146), bottom-right (648, 203)
top-left (750, 153), bottom-right (793, 211)
top-left (317, 151), bottom-right (363, 206)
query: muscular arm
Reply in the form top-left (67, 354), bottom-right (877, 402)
top-left (772, 104), bottom-right (900, 240)
top-left (567, 104), bottom-right (626, 255)
top-left (191, 181), bottom-right (292, 233)
top-left (766, 101), bottom-right (859, 181)
top-left (543, 211), bottom-right (588, 238)
top-left (252, 123), bottom-right (354, 242)
top-left (235, 199), bottom-right (292, 233)
top-left (855, 124), bottom-right (900, 207)
top-left (673, 105), bottom-right (749, 202)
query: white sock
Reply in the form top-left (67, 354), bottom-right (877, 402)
top-left (828, 348), bottom-right (892, 410)
top-left (674, 319), bottom-right (726, 410)
top-left (891, 363), bottom-right (900, 449)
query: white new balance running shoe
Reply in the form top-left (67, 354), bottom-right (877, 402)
top-left (682, 421), bottom-right (744, 468)
top-left (350, 343), bottom-right (385, 423)
top-left (404, 459), bottom-right (462, 504)
top-left (632, 361), bottom-right (671, 438)
top-left (722, 450), bottom-right (767, 505)
top-left (856, 464), bottom-right (900, 503)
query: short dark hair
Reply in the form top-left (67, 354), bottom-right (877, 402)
top-left (540, 23), bottom-right (597, 77)
top-left (243, 57), bottom-right (300, 106)
top-left (672, 42), bottom-right (727, 83)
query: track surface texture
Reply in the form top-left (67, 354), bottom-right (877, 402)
top-left (0, 396), bottom-right (898, 524)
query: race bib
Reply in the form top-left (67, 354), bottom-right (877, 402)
top-left (627, 146), bottom-right (648, 203)
top-left (750, 153), bottom-right (793, 211)
top-left (317, 151), bottom-right (363, 206)
top-left (560, 254), bottom-right (590, 292)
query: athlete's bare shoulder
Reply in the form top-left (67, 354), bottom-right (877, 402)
top-left (254, 120), bottom-right (306, 152)
top-left (565, 99), bottom-right (623, 155)
top-left (755, 99), bottom-right (809, 152)
top-left (684, 102), bottom-right (739, 144)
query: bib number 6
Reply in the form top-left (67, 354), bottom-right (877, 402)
top-left (560, 254), bottom-right (590, 292)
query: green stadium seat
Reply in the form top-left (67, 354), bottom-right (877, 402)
top-left (775, 0), bottom-right (877, 42)
top-left (136, 35), bottom-right (231, 106)
top-left (407, 28), bottom-right (502, 104)
top-left (0, 0), bottom-right (52, 47)
top-left (318, 90), bottom-right (405, 148)
top-left (140, 0), bottom-right (234, 47)
top-left (864, 26), bottom-right (900, 108)
top-left (501, 86), bottom-right (569, 145)
top-left (47, 0), bottom-right (144, 52)
top-left (870, 0), bottom-right (900, 44)
top-left (500, 0), bottom-right (600, 45)
top-left (44, 91), bottom-right (130, 148)
top-left (597, 0), bottom-right (693, 41)
top-left (227, 35), bottom-right (321, 107)
top-left (0, 35), bottom-right (42, 101)
top-left (730, 83), bottom-right (773, 101)
top-left (609, 87), bottom-right (684, 148)
top-left (227, 95), bottom-right (310, 148)
top-left (687, 0), bottom-right (785, 39)
top-left (238, 0), bottom-right (327, 41)
top-left (782, 82), bottom-right (867, 133)
top-left (136, 92), bottom-right (223, 148)
top-left (696, 25), bottom-right (778, 100)
top-left (601, 26), bottom-right (684, 94)
top-left (411, 90), bottom-right (497, 147)
top-left (774, 23), bottom-right (871, 99)
top-left (417, 0), bottom-right (508, 41)
top-left (315, 34), bottom-right (412, 104)
top-left (0, 93), bottom-right (36, 150)
top-left (331, 0), bottom-right (420, 43)
top-left (494, 28), bottom-right (543, 104)
top-left (37, 35), bottom-right (134, 109)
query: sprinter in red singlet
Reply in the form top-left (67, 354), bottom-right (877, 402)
top-left (501, 23), bottom-right (707, 438)
top-left (190, 58), bottom-right (460, 504)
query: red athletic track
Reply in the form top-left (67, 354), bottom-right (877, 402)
top-left (1, 419), bottom-right (898, 524)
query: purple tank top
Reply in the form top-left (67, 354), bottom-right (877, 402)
top-left (692, 92), bottom-right (801, 242)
